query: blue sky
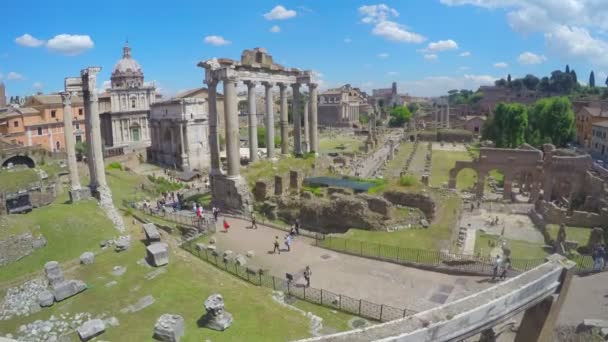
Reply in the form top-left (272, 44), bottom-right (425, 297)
top-left (1, 0), bottom-right (607, 98)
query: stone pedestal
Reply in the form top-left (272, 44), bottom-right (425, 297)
top-left (146, 243), bottom-right (169, 267)
top-left (44, 261), bottom-right (65, 287)
top-left (274, 175), bottom-right (285, 196)
top-left (153, 314), bottom-right (184, 342)
top-left (211, 174), bottom-right (253, 214)
top-left (143, 223), bottom-right (161, 244)
top-left (69, 188), bottom-right (92, 203)
top-left (203, 294), bottom-right (233, 331)
top-left (289, 170), bottom-right (302, 190)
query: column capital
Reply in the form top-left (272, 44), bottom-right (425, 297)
top-left (308, 83), bottom-right (319, 90)
top-left (244, 80), bottom-right (257, 89)
top-left (205, 78), bottom-right (219, 87)
top-left (291, 83), bottom-right (301, 90)
top-left (60, 91), bottom-right (72, 106)
top-left (277, 82), bottom-right (288, 90)
top-left (262, 81), bottom-right (274, 88)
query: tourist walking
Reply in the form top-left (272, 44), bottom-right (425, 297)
top-left (251, 213), bottom-right (258, 229)
top-left (290, 225), bottom-right (297, 237)
top-left (294, 219), bottom-right (300, 235)
top-left (273, 236), bottom-right (281, 254)
top-left (491, 255), bottom-right (501, 281)
top-left (285, 234), bottom-right (292, 252)
top-left (592, 244), bottom-right (606, 272)
top-left (192, 202), bottom-right (197, 214)
top-left (223, 219), bottom-right (230, 233)
top-left (212, 207), bottom-right (220, 222)
top-left (499, 257), bottom-right (511, 281)
top-left (304, 266), bottom-right (312, 288)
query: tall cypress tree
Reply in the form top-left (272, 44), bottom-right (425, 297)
top-left (565, 65), bottom-right (570, 73)
top-left (589, 71), bottom-right (596, 88)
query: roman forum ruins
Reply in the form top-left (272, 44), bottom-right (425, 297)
top-left (198, 48), bottom-right (318, 212)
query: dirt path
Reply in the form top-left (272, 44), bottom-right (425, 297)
top-left (211, 218), bottom-right (490, 312)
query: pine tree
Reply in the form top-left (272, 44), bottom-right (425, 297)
top-left (590, 71), bottom-right (596, 88)
top-left (565, 65), bottom-right (570, 73)
top-left (507, 74), bottom-right (512, 87)
top-left (571, 70), bottom-right (578, 84)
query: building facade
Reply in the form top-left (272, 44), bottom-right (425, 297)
top-left (591, 121), bottom-right (608, 161)
top-left (318, 84), bottom-right (369, 127)
top-left (372, 82), bottom-right (401, 108)
top-left (0, 82), bottom-right (6, 108)
top-left (149, 97), bottom-right (210, 171)
top-left (0, 95), bottom-right (86, 151)
top-left (575, 106), bottom-right (608, 148)
top-left (99, 42), bottom-right (156, 153)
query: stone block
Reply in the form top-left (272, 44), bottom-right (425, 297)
top-left (235, 254), bottom-right (247, 266)
top-left (195, 243), bottom-right (206, 251)
top-left (77, 319), bottom-right (105, 341)
top-left (143, 223), bottom-right (161, 244)
top-left (32, 236), bottom-right (47, 250)
top-left (301, 191), bottom-right (313, 199)
top-left (37, 290), bottom-right (54, 307)
top-left (52, 280), bottom-right (87, 301)
top-left (146, 243), bottom-right (169, 267)
top-left (203, 294), bottom-right (233, 331)
top-left (246, 250), bottom-right (255, 258)
top-left (223, 250), bottom-right (233, 258)
top-left (207, 245), bottom-right (217, 252)
top-left (80, 252), bottom-right (95, 265)
top-left (289, 170), bottom-right (302, 190)
top-left (44, 261), bottom-right (65, 287)
top-left (115, 235), bottom-right (131, 252)
top-left (153, 314), bottom-right (184, 342)
top-left (583, 319), bottom-right (608, 328)
top-left (69, 187), bottom-right (92, 203)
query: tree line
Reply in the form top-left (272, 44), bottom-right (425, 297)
top-left (482, 97), bottom-right (575, 148)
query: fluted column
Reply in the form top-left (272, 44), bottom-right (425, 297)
top-left (223, 77), bottom-right (240, 178)
top-left (81, 67), bottom-right (106, 189)
top-left (279, 83), bottom-right (289, 155)
top-left (303, 100), bottom-right (310, 153)
top-left (207, 80), bottom-right (221, 175)
top-left (245, 81), bottom-right (258, 162)
top-left (60, 91), bottom-right (81, 191)
top-left (309, 83), bottom-right (319, 154)
top-left (292, 83), bottom-right (302, 156)
top-left (263, 82), bottom-right (275, 159)
top-left (179, 122), bottom-right (189, 170)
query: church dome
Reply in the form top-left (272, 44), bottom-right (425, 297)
top-left (112, 42), bottom-right (143, 76)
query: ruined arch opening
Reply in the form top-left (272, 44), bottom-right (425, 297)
top-left (2, 155), bottom-right (35, 168)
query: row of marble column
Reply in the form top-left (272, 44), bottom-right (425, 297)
top-left (208, 78), bottom-right (318, 179)
top-left (436, 105), bottom-right (450, 128)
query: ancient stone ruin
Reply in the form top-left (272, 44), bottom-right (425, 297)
top-left (202, 293), bottom-right (233, 331)
top-left (153, 314), bottom-right (184, 342)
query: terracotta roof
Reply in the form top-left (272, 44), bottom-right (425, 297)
top-left (581, 106), bottom-right (608, 117)
top-left (593, 120), bottom-right (608, 128)
top-left (28, 94), bottom-right (84, 106)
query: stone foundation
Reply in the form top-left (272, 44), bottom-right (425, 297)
top-left (536, 200), bottom-right (607, 228)
top-left (0, 232), bottom-right (47, 267)
top-left (383, 191), bottom-right (436, 220)
top-left (211, 174), bottom-right (253, 214)
top-left (69, 187), bottom-right (92, 203)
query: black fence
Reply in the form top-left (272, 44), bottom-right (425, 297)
top-left (316, 235), bottom-right (595, 275)
top-left (181, 240), bottom-right (416, 322)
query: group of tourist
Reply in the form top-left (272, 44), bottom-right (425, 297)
top-left (491, 255), bottom-right (512, 282)
top-left (592, 244), bottom-right (606, 272)
top-left (270, 219), bottom-right (301, 254)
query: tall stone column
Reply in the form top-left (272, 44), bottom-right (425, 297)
top-left (179, 122), bottom-right (189, 170)
top-left (81, 67), bottom-right (106, 190)
top-left (308, 83), bottom-right (319, 154)
top-left (60, 91), bottom-right (81, 192)
top-left (245, 81), bottom-right (258, 163)
top-left (446, 104), bottom-right (450, 129)
top-left (223, 77), bottom-right (240, 178)
top-left (263, 82), bottom-right (275, 159)
top-left (292, 83), bottom-right (302, 156)
top-left (302, 100), bottom-right (310, 153)
top-left (207, 80), bottom-right (222, 175)
top-left (279, 83), bottom-right (289, 155)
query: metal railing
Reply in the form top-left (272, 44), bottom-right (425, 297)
top-left (181, 240), bottom-right (416, 322)
top-left (315, 235), bottom-right (595, 275)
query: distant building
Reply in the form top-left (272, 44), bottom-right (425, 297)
top-left (318, 84), bottom-right (370, 127)
top-left (476, 86), bottom-right (545, 116)
top-left (149, 96), bottom-right (210, 171)
top-left (464, 116), bottom-right (486, 136)
top-left (576, 106), bottom-right (608, 148)
top-left (99, 42), bottom-right (156, 154)
top-left (0, 94), bottom-right (86, 151)
top-left (0, 82), bottom-right (6, 108)
top-left (372, 82), bottom-right (401, 108)
top-left (591, 121), bottom-right (608, 161)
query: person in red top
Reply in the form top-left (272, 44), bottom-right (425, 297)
top-left (223, 219), bottom-right (230, 232)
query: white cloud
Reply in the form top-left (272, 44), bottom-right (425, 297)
top-left (399, 73), bottom-right (497, 96)
top-left (7, 72), bottom-right (24, 81)
top-left (264, 5), bottom-right (297, 20)
top-left (424, 54), bottom-right (438, 61)
top-left (15, 34), bottom-right (45, 47)
top-left (426, 39), bottom-right (458, 52)
top-left (204, 35), bottom-right (231, 46)
top-left (32, 82), bottom-right (43, 90)
top-left (377, 52), bottom-right (389, 59)
top-left (46, 34), bottom-right (94, 55)
top-left (387, 71), bottom-right (399, 76)
top-left (344, 37), bottom-right (352, 43)
top-left (359, 4), bottom-right (425, 43)
top-left (493, 62), bottom-right (509, 68)
top-left (101, 80), bottom-right (112, 90)
top-left (439, 0), bottom-right (608, 66)
top-left (270, 25), bottom-right (281, 33)
top-left (459, 51), bottom-right (471, 57)
top-left (518, 51), bottom-right (546, 65)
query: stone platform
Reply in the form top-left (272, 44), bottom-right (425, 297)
top-left (211, 174), bottom-right (253, 214)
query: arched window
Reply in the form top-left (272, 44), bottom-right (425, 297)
top-left (131, 99), bottom-right (136, 108)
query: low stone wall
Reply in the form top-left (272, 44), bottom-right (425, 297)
top-left (0, 232), bottom-right (47, 267)
top-left (536, 200), bottom-right (607, 228)
top-left (383, 191), bottom-right (435, 220)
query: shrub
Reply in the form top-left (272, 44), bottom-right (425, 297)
top-left (399, 174), bottom-right (417, 187)
top-left (107, 162), bottom-right (123, 170)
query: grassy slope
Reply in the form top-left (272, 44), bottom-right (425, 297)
top-left (242, 156), bottom-right (316, 188)
top-left (546, 225), bottom-right (592, 247)
top-left (430, 150), bottom-right (476, 190)
top-left (474, 232), bottom-right (549, 259)
top-left (318, 136), bottom-right (364, 155)
top-left (0, 168), bottom-right (39, 192)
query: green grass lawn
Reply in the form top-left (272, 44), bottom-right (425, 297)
top-left (332, 192), bottom-right (461, 251)
top-left (0, 195), bottom-right (116, 283)
top-left (242, 156), bottom-right (316, 188)
top-left (106, 169), bottom-right (157, 207)
top-left (384, 143), bottom-right (414, 179)
top-left (0, 168), bottom-right (40, 192)
top-left (474, 232), bottom-right (549, 260)
top-left (0, 236), bottom-right (328, 341)
top-left (546, 225), bottom-right (592, 247)
top-left (430, 150), bottom-right (476, 190)
top-left (318, 136), bottom-right (364, 155)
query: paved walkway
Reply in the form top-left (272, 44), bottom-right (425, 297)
top-left (557, 271), bottom-right (608, 326)
top-left (211, 218), bottom-right (491, 312)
